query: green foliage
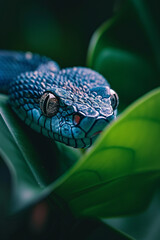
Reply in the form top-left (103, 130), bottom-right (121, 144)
top-left (87, 0), bottom-right (160, 109)
top-left (54, 88), bottom-right (160, 217)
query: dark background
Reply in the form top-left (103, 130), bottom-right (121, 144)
top-left (0, 0), bottom-right (115, 67)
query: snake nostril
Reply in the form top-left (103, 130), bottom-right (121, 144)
top-left (90, 131), bottom-right (102, 138)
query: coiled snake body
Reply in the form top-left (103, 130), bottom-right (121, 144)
top-left (0, 50), bottom-right (119, 148)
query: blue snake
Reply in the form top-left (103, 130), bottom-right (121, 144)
top-left (0, 50), bottom-right (119, 148)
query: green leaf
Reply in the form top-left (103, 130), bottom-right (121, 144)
top-left (69, 218), bottom-right (134, 240)
top-left (106, 189), bottom-right (160, 240)
top-left (87, 0), bottom-right (160, 108)
top-left (0, 94), bottom-right (81, 213)
top-left (54, 88), bottom-right (160, 218)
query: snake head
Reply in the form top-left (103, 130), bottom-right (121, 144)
top-left (9, 68), bottom-right (119, 148)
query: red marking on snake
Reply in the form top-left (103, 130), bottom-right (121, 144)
top-left (90, 131), bottom-right (102, 138)
top-left (74, 114), bottom-right (81, 125)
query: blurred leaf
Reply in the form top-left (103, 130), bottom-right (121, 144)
top-left (0, 154), bottom-right (12, 221)
top-left (106, 188), bottom-right (160, 240)
top-left (87, 0), bottom-right (160, 109)
top-left (54, 88), bottom-right (160, 218)
top-left (0, 94), bottom-right (81, 213)
top-left (68, 218), bottom-right (134, 240)
top-left (0, 95), bottom-right (45, 212)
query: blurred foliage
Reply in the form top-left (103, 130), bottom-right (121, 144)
top-left (0, 0), bottom-right (115, 67)
top-left (106, 189), bottom-right (160, 240)
top-left (87, 0), bottom-right (160, 109)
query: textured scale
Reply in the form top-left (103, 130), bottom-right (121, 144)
top-left (0, 50), bottom-right (118, 148)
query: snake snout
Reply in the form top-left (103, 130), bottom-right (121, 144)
top-left (86, 117), bottom-right (109, 138)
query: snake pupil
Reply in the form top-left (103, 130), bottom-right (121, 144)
top-left (43, 94), bottom-right (49, 115)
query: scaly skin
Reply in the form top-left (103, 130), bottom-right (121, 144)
top-left (0, 50), bottom-right (118, 148)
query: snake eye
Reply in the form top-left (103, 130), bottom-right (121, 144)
top-left (110, 89), bottom-right (119, 110)
top-left (40, 92), bottom-right (59, 117)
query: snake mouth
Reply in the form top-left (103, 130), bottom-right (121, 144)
top-left (89, 131), bottom-right (102, 138)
